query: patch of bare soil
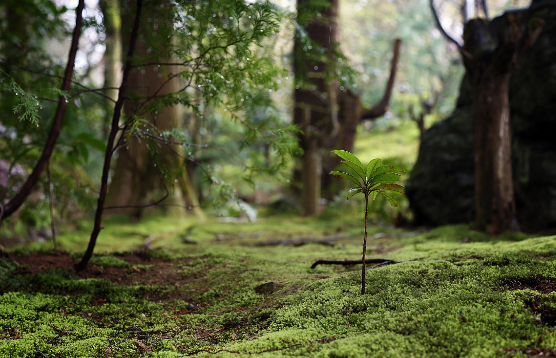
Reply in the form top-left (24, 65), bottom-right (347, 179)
top-left (8, 251), bottom-right (206, 301)
top-left (505, 276), bottom-right (556, 294)
top-left (499, 347), bottom-right (556, 357)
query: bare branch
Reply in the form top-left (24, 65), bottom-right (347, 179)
top-left (430, 0), bottom-right (464, 48)
top-left (361, 39), bottom-right (402, 120)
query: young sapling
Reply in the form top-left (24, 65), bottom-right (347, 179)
top-left (330, 150), bottom-right (404, 295)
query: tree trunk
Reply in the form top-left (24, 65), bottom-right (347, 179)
top-left (99, 0), bottom-right (122, 137)
top-left (462, 16), bottom-right (538, 234)
top-left (75, 0), bottom-right (143, 272)
top-left (293, 0), bottom-right (338, 216)
top-left (105, 1), bottom-right (204, 220)
top-left (470, 71), bottom-right (516, 233)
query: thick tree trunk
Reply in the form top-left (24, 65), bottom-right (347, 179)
top-left (429, 3), bottom-right (543, 234)
top-left (471, 71), bottom-right (517, 233)
top-left (105, 1), bottom-right (204, 220)
top-left (99, 0), bottom-right (122, 137)
top-left (461, 15), bottom-right (543, 233)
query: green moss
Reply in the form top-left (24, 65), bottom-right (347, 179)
top-left (3, 217), bottom-right (556, 357)
top-left (88, 255), bottom-right (130, 268)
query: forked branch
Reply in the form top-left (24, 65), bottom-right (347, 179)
top-left (361, 39), bottom-right (402, 120)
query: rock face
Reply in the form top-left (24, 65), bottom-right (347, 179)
top-left (406, 2), bottom-right (556, 231)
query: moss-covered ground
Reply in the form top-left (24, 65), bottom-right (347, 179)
top-left (1, 214), bottom-right (556, 357)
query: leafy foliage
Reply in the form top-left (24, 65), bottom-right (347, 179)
top-left (330, 150), bottom-right (404, 295)
top-left (330, 150), bottom-right (404, 207)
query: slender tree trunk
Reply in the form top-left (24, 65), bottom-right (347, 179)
top-left (0, 0), bottom-right (85, 223)
top-left (46, 162), bottom-right (57, 250)
top-left (303, 135), bottom-right (322, 216)
top-left (75, 0), bottom-right (143, 272)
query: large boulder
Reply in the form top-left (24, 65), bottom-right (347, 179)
top-left (406, 2), bottom-right (556, 231)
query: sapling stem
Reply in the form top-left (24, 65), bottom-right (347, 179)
top-left (329, 150), bottom-right (404, 296)
top-left (362, 193), bottom-right (369, 295)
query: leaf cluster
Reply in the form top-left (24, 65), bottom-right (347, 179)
top-left (330, 150), bottom-right (404, 207)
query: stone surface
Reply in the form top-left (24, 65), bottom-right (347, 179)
top-left (406, 3), bottom-right (556, 231)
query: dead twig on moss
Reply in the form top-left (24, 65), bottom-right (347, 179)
top-left (311, 258), bottom-right (418, 269)
top-left (34, 342), bottom-right (51, 358)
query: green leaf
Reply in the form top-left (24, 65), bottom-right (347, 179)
top-left (347, 188), bottom-right (363, 199)
top-left (330, 171), bottom-right (362, 187)
top-left (365, 158), bottom-right (382, 178)
top-left (341, 160), bottom-right (366, 180)
top-left (376, 183), bottom-right (405, 195)
top-left (369, 183), bottom-right (381, 191)
top-left (380, 192), bottom-right (399, 207)
top-left (331, 150), bottom-right (363, 169)
top-left (370, 173), bottom-right (400, 184)
top-left (370, 191), bottom-right (378, 200)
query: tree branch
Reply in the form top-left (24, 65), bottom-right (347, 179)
top-left (361, 39), bottom-right (402, 121)
top-left (430, 0), bottom-right (464, 48)
top-left (311, 258), bottom-right (395, 269)
top-left (1, 0), bottom-right (85, 222)
top-left (311, 258), bottom-right (418, 269)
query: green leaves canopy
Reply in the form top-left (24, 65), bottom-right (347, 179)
top-left (330, 150), bottom-right (405, 207)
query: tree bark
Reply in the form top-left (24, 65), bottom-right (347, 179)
top-left (471, 70), bottom-right (516, 233)
top-left (462, 15), bottom-right (542, 234)
top-left (99, 0), bottom-right (122, 137)
top-left (0, 0), bottom-right (85, 223)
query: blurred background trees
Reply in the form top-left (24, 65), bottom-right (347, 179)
top-left (2, 0), bottom-right (553, 252)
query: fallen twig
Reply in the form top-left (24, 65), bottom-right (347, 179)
top-left (311, 258), bottom-right (419, 269)
top-left (311, 259), bottom-right (395, 269)
top-left (34, 342), bottom-right (51, 358)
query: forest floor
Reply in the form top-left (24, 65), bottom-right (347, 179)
top-left (1, 214), bottom-right (556, 357)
